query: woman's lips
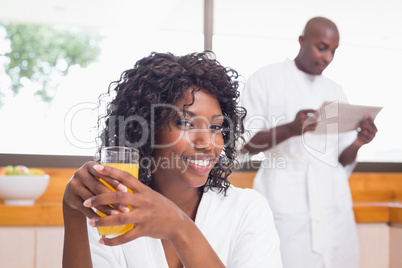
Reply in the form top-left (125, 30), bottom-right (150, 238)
top-left (181, 157), bottom-right (214, 174)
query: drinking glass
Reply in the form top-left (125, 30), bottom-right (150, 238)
top-left (96, 146), bottom-right (139, 236)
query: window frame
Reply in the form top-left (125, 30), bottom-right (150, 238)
top-left (1, 0), bottom-right (399, 171)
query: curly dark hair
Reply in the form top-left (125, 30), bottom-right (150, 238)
top-left (97, 51), bottom-right (246, 194)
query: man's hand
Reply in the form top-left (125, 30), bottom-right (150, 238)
top-left (355, 115), bottom-right (378, 146)
top-left (289, 109), bottom-right (318, 136)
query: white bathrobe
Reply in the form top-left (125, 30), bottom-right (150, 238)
top-left (88, 185), bottom-right (283, 267)
top-left (241, 59), bottom-right (359, 268)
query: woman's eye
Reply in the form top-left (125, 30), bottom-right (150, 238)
top-left (177, 119), bottom-right (193, 128)
top-left (210, 125), bottom-right (223, 132)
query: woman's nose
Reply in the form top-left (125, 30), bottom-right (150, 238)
top-left (192, 129), bottom-right (213, 150)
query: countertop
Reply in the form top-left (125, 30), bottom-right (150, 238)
top-left (1, 169), bottom-right (402, 226)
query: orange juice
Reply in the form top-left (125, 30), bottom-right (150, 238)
top-left (96, 163), bottom-right (139, 236)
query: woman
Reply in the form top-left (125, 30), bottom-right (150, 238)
top-left (62, 52), bottom-right (282, 267)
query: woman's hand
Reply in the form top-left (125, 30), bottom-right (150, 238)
top-left (63, 161), bottom-right (129, 219)
top-left (83, 164), bottom-right (187, 246)
top-left (73, 165), bottom-right (224, 267)
top-left (62, 161), bottom-right (132, 268)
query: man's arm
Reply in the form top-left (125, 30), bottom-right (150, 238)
top-left (339, 116), bottom-right (378, 166)
top-left (243, 109), bottom-right (317, 155)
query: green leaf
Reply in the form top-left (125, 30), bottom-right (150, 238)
top-left (0, 23), bottom-right (103, 107)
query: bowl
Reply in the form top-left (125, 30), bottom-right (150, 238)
top-left (0, 175), bottom-right (50, 206)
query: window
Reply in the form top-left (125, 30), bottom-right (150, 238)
top-left (0, 0), bottom-right (203, 157)
top-left (213, 0), bottom-right (402, 162)
top-left (0, 0), bottom-right (401, 164)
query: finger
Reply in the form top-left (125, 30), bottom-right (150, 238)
top-left (85, 191), bottom-right (135, 209)
top-left (93, 164), bottom-right (141, 192)
top-left (84, 191), bottom-right (132, 215)
top-left (365, 118), bottom-right (378, 133)
top-left (75, 163), bottom-right (123, 199)
top-left (66, 191), bottom-right (99, 219)
top-left (89, 164), bottom-right (132, 210)
top-left (118, 204), bottom-right (131, 213)
top-left (87, 178), bottom-right (125, 211)
top-left (357, 136), bottom-right (371, 145)
top-left (66, 176), bottom-right (98, 208)
top-left (65, 162), bottom-right (124, 219)
top-left (364, 115), bottom-right (375, 123)
top-left (96, 213), bottom-right (155, 246)
top-left (89, 164), bottom-right (128, 192)
top-left (68, 185), bottom-right (114, 219)
top-left (89, 210), bottom-right (134, 228)
top-left (303, 126), bottom-right (317, 132)
top-left (360, 123), bottom-right (378, 136)
top-left (67, 193), bottom-right (99, 219)
top-left (363, 132), bottom-right (376, 142)
top-left (296, 109), bottom-right (315, 121)
top-left (79, 206), bottom-right (100, 219)
top-left (303, 120), bottom-right (317, 130)
top-left (93, 206), bottom-right (122, 217)
top-left (99, 225), bottom-right (144, 246)
top-left (307, 114), bottom-right (319, 121)
top-left (357, 131), bottom-right (375, 144)
top-left (89, 210), bottom-right (137, 244)
top-left (359, 117), bottom-right (378, 132)
top-left (305, 119), bottom-right (318, 126)
top-left (301, 109), bottom-right (316, 114)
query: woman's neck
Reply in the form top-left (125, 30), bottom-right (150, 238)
top-left (151, 180), bottom-right (203, 221)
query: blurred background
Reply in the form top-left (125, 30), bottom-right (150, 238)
top-left (0, 0), bottom-right (401, 163)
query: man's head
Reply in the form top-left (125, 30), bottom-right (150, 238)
top-left (294, 17), bottom-right (339, 75)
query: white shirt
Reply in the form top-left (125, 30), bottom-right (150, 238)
top-left (241, 59), bottom-right (359, 268)
top-left (88, 185), bottom-right (283, 268)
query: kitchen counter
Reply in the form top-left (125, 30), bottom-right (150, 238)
top-left (1, 169), bottom-right (402, 225)
top-left (0, 168), bottom-right (73, 226)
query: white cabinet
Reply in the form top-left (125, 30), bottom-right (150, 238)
top-left (357, 223), bottom-right (402, 268)
top-left (390, 225), bottom-right (402, 268)
top-left (0, 226), bottom-right (63, 268)
top-left (358, 223), bottom-right (390, 268)
top-left (1, 224), bottom-right (401, 267)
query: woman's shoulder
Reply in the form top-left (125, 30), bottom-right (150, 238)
top-left (205, 185), bottom-right (270, 211)
top-left (199, 186), bottom-right (276, 245)
top-left (229, 185), bottom-right (270, 207)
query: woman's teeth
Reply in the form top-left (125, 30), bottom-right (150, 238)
top-left (183, 158), bottom-right (210, 167)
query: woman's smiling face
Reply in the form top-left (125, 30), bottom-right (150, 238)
top-left (152, 88), bottom-right (224, 190)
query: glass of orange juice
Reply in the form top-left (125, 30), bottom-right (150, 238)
top-left (97, 146), bottom-right (139, 237)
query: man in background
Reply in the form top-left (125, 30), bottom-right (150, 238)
top-left (241, 17), bottom-right (378, 268)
